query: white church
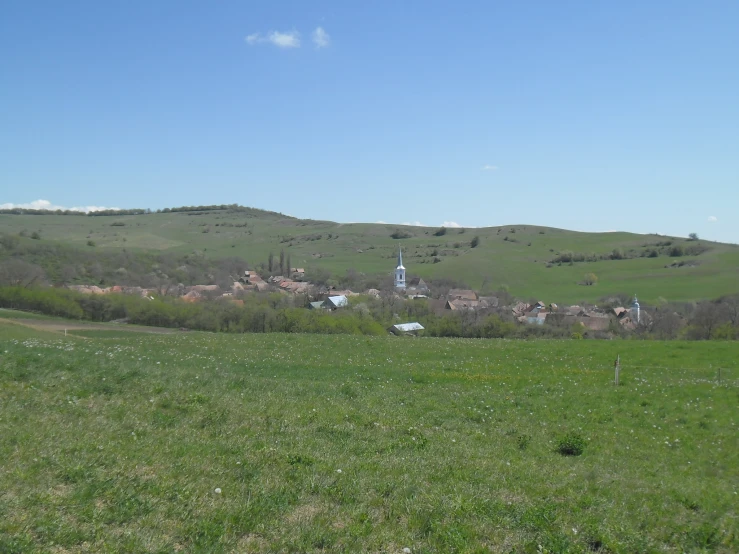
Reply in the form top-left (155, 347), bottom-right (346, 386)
top-left (394, 247), bottom-right (406, 289)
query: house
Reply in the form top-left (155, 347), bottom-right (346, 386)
top-left (182, 290), bottom-right (201, 303)
top-left (279, 280), bottom-right (311, 294)
top-left (613, 307), bottom-right (628, 318)
top-left (324, 289), bottom-right (355, 298)
top-left (190, 284), bottom-right (221, 294)
top-left (364, 288), bottom-right (381, 298)
top-left (241, 271), bottom-right (264, 285)
top-left (512, 301), bottom-right (531, 317)
top-left (479, 296), bottom-right (500, 308)
top-left (406, 277), bottom-right (429, 294)
top-left (290, 267), bottom-right (306, 279)
top-left (389, 322), bottom-right (425, 335)
top-left (323, 295), bottom-right (348, 310)
top-left (308, 301), bottom-right (325, 310)
top-left (446, 298), bottom-right (480, 311)
top-left (448, 289), bottom-right (478, 301)
top-left (577, 314), bottom-right (611, 332)
top-left (525, 311), bottom-right (549, 325)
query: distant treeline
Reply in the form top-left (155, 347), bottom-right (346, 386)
top-left (0, 204), bottom-right (290, 218)
top-left (0, 238), bottom-right (247, 288)
top-left (0, 285), bottom-right (549, 337)
top-left (549, 241), bottom-right (710, 265)
top-left (0, 286), bottom-right (736, 340)
top-left (0, 208), bottom-right (150, 216)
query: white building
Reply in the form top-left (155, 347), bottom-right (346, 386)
top-left (394, 248), bottom-right (406, 289)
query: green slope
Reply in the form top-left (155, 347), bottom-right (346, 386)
top-left (1, 209), bottom-right (737, 304)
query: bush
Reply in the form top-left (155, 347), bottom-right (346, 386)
top-left (31, 231), bottom-right (41, 240)
top-left (390, 229), bottom-right (412, 239)
top-left (556, 432), bottom-right (586, 456)
top-left (470, 236), bottom-right (480, 248)
top-left (87, 240), bottom-right (96, 247)
top-left (433, 227), bottom-right (447, 236)
top-left (669, 245), bottom-right (684, 257)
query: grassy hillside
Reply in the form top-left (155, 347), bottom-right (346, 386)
top-left (2, 208), bottom-right (738, 303)
top-left (1, 324), bottom-right (737, 552)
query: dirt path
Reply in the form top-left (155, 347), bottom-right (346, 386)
top-left (0, 317), bottom-right (178, 335)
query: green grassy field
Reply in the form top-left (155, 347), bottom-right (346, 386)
top-left (1, 322), bottom-right (737, 552)
top-left (2, 210), bottom-right (738, 303)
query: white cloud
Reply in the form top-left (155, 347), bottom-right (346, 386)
top-left (401, 221), bottom-right (425, 227)
top-left (269, 30), bottom-right (300, 48)
top-left (375, 220), bottom-right (387, 224)
top-left (245, 30), bottom-right (301, 48)
top-left (708, 215), bottom-right (718, 223)
top-left (0, 199), bottom-right (119, 213)
top-left (442, 221), bottom-right (462, 228)
top-left (482, 165), bottom-right (498, 171)
top-left (312, 27), bottom-right (330, 48)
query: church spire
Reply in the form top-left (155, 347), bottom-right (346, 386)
top-left (394, 247), bottom-right (406, 288)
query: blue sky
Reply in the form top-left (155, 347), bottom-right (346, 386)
top-left (1, 1), bottom-right (737, 242)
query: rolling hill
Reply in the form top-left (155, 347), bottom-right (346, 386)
top-left (1, 206), bottom-right (737, 304)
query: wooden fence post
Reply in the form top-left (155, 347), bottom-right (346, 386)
top-left (614, 355), bottom-right (620, 386)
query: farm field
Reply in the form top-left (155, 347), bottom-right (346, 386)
top-left (2, 210), bottom-right (738, 303)
top-left (0, 324), bottom-right (737, 553)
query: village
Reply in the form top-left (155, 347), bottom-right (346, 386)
top-left (66, 248), bottom-right (645, 335)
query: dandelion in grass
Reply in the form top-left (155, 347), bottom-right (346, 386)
top-left (214, 488), bottom-right (222, 494)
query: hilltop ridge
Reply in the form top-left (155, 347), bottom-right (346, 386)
top-left (1, 205), bottom-right (737, 304)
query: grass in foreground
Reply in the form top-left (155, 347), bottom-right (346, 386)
top-left (0, 326), bottom-right (737, 553)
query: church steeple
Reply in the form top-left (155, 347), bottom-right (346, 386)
top-left (632, 294), bottom-right (640, 324)
top-left (394, 247), bottom-right (406, 288)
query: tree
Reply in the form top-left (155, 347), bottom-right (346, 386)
top-left (279, 249), bottom-right (285, 276)
top-left (0, 234), bottom-right (20, 251)
top-left (687, 301), bottom-right (730, 340)
top-left (688, 232), bottom-right (699, 241)
top-left (583, 273), bottom-right (598, 286)
top-left (268, 252), bottom-right (274, 273)
top-left (0, 259), bottom-right (46, 287)
top-left (719, 295), bottom-right (739, 327)
top-left (470, 236), bottom-right (480, 248)
top-left (650, 309), bottom-right (684, 339)
top-left (610, 248), bottom-right (625, 260)
top-left (433, 226), bottom-right (447, 236)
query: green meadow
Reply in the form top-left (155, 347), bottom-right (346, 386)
top-left (2, 210), bottom-right (738, 303)
top-left (1, 321), bottom-right (737, 552)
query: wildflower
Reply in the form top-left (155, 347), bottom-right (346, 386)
top-left (215, 488), bottom-right (222, 494)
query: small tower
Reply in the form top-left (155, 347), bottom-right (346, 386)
top-left (394, 247), bottom-right (406, 289)
top-left (631, 294), bottom-right (640, 324)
